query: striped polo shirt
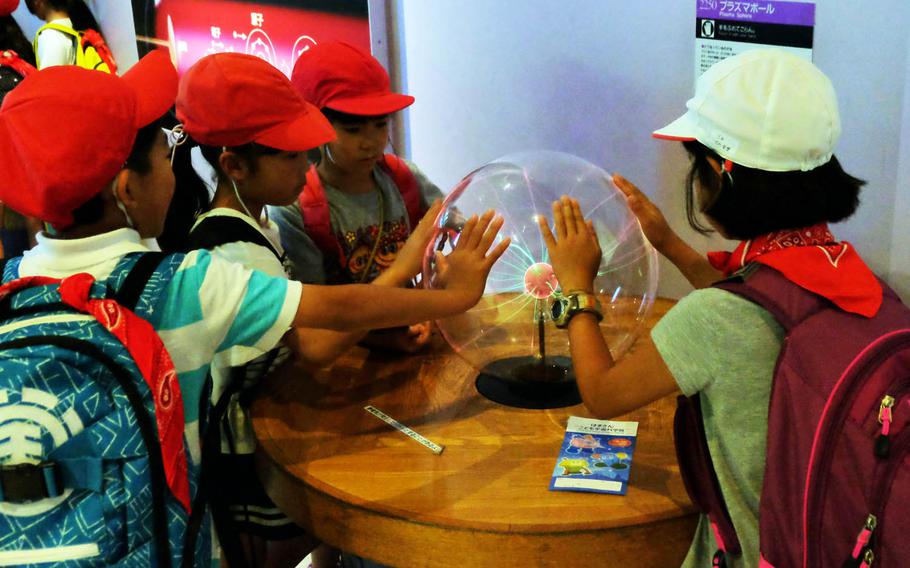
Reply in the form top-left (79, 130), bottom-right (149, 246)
top-left (18, 228), bottom-right (302, 462)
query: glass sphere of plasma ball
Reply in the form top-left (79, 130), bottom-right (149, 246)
top-left (422, 151), bottom-right (659, 407)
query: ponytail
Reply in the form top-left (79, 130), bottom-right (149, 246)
top-left (158, 131), bottom-right (213, 253)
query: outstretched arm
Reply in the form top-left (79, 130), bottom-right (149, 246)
top-left (286, 201), bottom-right (441, 366)
top-left (538, 196), bottom-right (679, 418)
top-left (291, 209), bottom-right (510, 331)
top-left (612, 174), bottom-right (722, 289)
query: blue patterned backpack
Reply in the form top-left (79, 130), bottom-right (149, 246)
top-left (0, 252), bottom-right (209, 567)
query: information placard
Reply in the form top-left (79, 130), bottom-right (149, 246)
top-left (695, 0), bottom-right (815, 80)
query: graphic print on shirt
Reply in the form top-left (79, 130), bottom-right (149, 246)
top-left (339, 217), bottom-right (409, 282)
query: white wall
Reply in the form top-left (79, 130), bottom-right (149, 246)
top-left (892, 31), bottom-right (910, 301)
top-left (396, 1), bottom-right (910, 299)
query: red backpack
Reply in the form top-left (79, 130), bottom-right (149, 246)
top-left (297, 154), bottom-right (423, 267)
top-left (675, 264), bottom-right (910, 568)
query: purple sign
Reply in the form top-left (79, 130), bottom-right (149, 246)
top-left (697, 0), bottom-right (815, 26)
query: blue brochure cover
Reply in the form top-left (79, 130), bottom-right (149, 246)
top-left (549, 416), bottom-right (639, 495)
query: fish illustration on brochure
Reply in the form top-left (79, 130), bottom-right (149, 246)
top-left (549, 416), bottom-right (638, 495)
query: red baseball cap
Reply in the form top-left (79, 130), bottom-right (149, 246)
top-left (0, 50), bottom-right (177, 227)
top-left (291, 41), bottom-right (414, 116)
top-left (177, 53), bottom-right (335, 151)
top-left (0, 0), bottom-right (19, 17)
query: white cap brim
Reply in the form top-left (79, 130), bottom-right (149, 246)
top-left (652, 112), bottom-right (698, 141)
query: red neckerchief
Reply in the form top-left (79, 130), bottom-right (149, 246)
top-left (707, 223), bottom-right (882, 317)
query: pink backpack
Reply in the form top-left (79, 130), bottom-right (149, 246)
top-left (675, 264), bottom-right (910, 567)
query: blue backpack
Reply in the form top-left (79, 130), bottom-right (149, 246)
top-left (0, 253), bottom-right (209, 567)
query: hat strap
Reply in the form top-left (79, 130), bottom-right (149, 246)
top-left (723, 159), bottom-right (735, 187)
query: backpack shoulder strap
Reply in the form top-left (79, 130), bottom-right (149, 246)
top-left (36, 21), bottom-right (79, 39)
top-left (33, 22), bottom-right (79, 68)
top-left (674, 394), bottom-right (742, 563)
top-left (298, 164), bottom-right (346, 265)
top-left (185, 215), bottom-right (282, 261)
top-left (112, 252), bottom-right (166, 311)
top-left (380, 154), bottom-right (424, 229)
top-left (79, 29), bottom-right (117, 74)
top-left (712, 263), bottom-right (830, 332)
top-left (0, 50), bottom-right (37, 79)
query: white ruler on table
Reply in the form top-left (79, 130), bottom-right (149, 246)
top-left (364, 405), bottom-right (445, 455)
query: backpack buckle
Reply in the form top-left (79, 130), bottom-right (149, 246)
top-left (0, 461), bottom-right (63, 503)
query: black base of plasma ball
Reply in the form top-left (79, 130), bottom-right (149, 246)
top-left (474, 355), bottom-right (581, 409)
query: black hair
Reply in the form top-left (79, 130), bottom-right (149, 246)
top-left (68, 117), bottom-right (167, 227)
top-left (682, 141), bottom-right (864, 240)
top-left (124, 116), bottom-right (167, 175)
top-left (45, 0), bottom-right (101, 32)
top-left (157, 137), bottom-right (284, 252)
top-left (197, 142), bottom-right (282, 181)
top-left (320, 107), bottom-right (389, 126)
top-left (0, 16), bottom-right (36, 67)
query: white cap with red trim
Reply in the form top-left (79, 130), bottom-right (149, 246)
top-left (652, 49), bottom-right (840, 172)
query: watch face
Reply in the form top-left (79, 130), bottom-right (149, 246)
top-left (551, 298), bottom-right (566, 320)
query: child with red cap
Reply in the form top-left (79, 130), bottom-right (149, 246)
top-left (1, 0), bottom-right (40, 259)
top-left (272, 41), bottom-right (444, 354)
top-left (0, 51), bottom-right (508, 567)
top-left (172, 52), bottom-right (446, 568)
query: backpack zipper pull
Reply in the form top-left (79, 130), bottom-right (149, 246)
top-left (875, 395), bottom-right (895, 458)
top-left (859, 549), bottom-right (874, 568)
top-left (850, 515), bottom-right (877, 561)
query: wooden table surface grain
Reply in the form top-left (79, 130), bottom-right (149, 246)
top-left (252, 297), bottom-right (697, 567)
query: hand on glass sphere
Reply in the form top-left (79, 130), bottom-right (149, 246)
top-left (433, 210), bottom-right (511, 309)
top-left (384, 199), bottom-right (443, 285)
top-left (611, 174), bottom-right (675, 253)
top-left (537, 196), bottom-right (602, 294)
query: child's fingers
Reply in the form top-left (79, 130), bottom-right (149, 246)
top-left (570, 198), bottom-right (586, 235)
top-left (560, 196), bottom-right (577, 236)
top-left (485, 237), bottom-right (511, 267)
top-left (468, 210), bottom-right (496, 249)
top-left (552, 200), bottom-right (567, 239)
top-left (419, 200), bottom-right (443, 228)
top-left (537, 214), bottom-right (557, 250)
top-left (587, 220), bottom-right (603, 253)
top-left (457, 214), bottom-right (479, 248)
top-left (612, 174), bottom-right (647, 205)
top-left (476, 215), bottom-right (505, 254)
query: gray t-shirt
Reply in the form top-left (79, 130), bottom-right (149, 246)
top-left (269, 159), bottom-right (442, 284)
top-left (651, 288), bottom-right (784, 568)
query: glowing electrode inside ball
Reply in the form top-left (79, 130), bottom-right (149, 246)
top-left (523, 262), bottom-right (558, 299)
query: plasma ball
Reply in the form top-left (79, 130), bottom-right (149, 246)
top-left (523, 262), bottom-right (558, 299)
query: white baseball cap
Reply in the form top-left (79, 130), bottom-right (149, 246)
top-left (653, 49), bottom-right (841, 172)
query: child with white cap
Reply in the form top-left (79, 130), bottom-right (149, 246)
top-left (536, 49), bottom-right (877, 568)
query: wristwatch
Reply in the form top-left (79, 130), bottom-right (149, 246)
top-left (551, 292), bottom-right (603, 329)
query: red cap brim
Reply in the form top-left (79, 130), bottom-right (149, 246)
top-left (122, 50), bottom-right (178, 128)
top-left (256, 100), bottom-right (337, 151)
top-left (326, 92), bottom-right (415, 116)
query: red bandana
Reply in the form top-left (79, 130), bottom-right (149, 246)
top-left (707, 224), bottom-right (882, 317)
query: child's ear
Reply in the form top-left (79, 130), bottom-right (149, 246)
top-left (113, 170), bottom-right (136, 206)
top-left (218, 150), bottom-right (249, 182)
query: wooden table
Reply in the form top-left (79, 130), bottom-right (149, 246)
top-left (252, 298), bottom-right (697, 567)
